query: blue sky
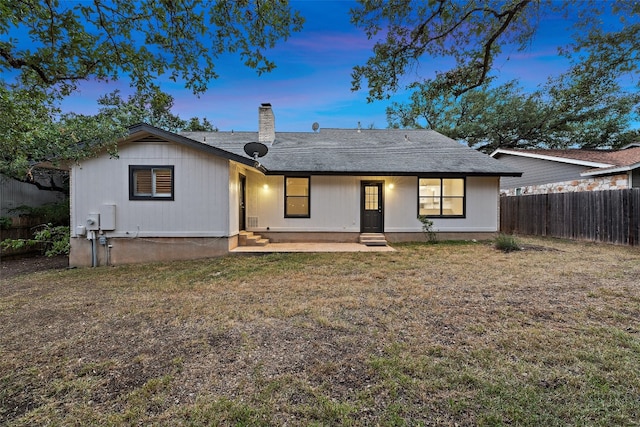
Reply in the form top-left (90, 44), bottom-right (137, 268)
top-left (59, 0), bottom-right (582, 132)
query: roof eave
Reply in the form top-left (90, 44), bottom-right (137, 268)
top-left (580, 162), bottom-right (640, 177)
top-left (491, 148), bottom-right (613, 168)
top-left (264, 170), bottom-right (522, 177)
top-left (127, 124), bottom-right (262, 171)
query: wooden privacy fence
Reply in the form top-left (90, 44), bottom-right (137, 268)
top-left (500, 189), bottom-right (640, 246)
top-left (0, 216), bottom-right (46, 257)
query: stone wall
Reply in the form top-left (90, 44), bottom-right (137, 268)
top-left (501, 173), bottom-right (629, 196)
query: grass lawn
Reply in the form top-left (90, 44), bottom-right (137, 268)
top-left (1, 237), bottom-right (639, 426)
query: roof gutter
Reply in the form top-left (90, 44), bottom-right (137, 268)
top-left (263, 170), bottom-right (522, 177)
top-left (580, 162), bottom-right (640, 177)
top-left (490, 148), bottom-right (613, 168)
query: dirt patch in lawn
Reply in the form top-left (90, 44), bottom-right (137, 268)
top-left (1, 238), bottom-right (639, 426)
top-left (1, 255), bottom-right (68, 279)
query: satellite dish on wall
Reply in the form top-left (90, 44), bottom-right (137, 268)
top-left (244, 142), bottom-right (269, 160)
top-left (312, 122), bottom-right (319, 132)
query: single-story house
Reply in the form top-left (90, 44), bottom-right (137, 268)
top-left (491, 145), bottom-right (640, 195)
top-left (69, 104), bottom-right (520, 266)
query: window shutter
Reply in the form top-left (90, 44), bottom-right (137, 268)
top-left (154, 169), bottom-right (172, 195)
top-left (135, 170), bottom-right (152, 195)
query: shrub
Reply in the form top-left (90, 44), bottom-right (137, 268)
top-left (0, 216), bottom-right (12, 230)
top-left (494, 233), bottom-right (521, 252)
top-left (417, 215), bottom-right (438, 243)
top-left (1, 224), bottom-right (70, 257)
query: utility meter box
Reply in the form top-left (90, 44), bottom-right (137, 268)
top-left (86, 213), bottom-right (100, 231)
top-left (101, 204), bottom-right (116, 231)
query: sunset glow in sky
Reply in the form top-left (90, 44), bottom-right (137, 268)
top-left (58, 1), bottom-right (586, 132)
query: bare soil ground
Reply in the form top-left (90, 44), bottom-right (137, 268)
top-left (1, 238), bottom-right (639, 426)
top-left (1, 255), bottom-right (69, 279)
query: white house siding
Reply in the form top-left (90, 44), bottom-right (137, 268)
top-left (244, 175), bottom-right (365, 233)
top-left (70, 138), bottom-right (231, 266)
top-left (496, 154), bottom-right (587, 190)
top-left (243, 175), bottom-right (500, 236)
top-left (386, 176), bottom-right (500, 233)
top-left (456, 176), bottom-right (500, 232)
top-left (228, 162), bottom-right (262, 237)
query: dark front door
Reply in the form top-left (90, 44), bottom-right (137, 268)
top-left (361, 182), bottom-right (384, 233)
top-left (239, 174), bottom-right (246, 230)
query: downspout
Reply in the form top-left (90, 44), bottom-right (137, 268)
top-left (88, 231), bottom-right (98, 267)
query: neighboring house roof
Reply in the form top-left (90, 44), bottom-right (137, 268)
top-left (491, 146), bottom-right (640, 177)
top-left (180, 128), bottom-right (521, 176)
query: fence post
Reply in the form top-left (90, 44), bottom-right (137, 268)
top-left (629, 189), bottom-right (636, 246)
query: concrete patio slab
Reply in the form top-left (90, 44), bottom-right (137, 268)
top-left (230, 242), bottom-right (396, 253)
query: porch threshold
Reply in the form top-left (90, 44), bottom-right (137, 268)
top-left (230, 242), bottom-right (396, 253)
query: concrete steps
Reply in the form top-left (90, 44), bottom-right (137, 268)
top-left (359, 233), bottom-right (388, 246)
top-left (239, 231), bottom-right (270, 247)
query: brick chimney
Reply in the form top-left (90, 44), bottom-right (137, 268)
top-left (258, 103), bottom-right (275, 144)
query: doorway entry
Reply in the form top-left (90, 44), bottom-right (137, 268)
top-left (239, 174), bottom-right (246, 231)
top-left (361, 181), bottom-right (384, 233)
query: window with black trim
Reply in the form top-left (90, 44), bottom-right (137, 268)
top-left (129, 165), bottom-right (174, 200)
top-left (285, 176), bottom-right (310, 217)
top-left (418, 178), bottom-right (465, 217)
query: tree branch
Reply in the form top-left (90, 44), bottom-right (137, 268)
top-left (21, 171), bottom-right (68, 194)
top-left (459, 0), bottom-right (531, 95)
top-left (0, 46), bottom-right (54, 85)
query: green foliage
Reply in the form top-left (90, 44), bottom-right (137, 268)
top-left (0, 1), bottom-right (303, 180)
top-left (351, 1), bottom-right (640, 99)
top-left (94, 89), bottom-right (217, 133)
top-left (183, 117), bottom-right (218, 132)
top-left (354, 1), bottom-right (640, 150)
top-left (388, 77), bottom-right (639, 152)
top-left (95, 88), bottom-right (187, 132)
top-left (0, 216), bottom-right (11, 230)
top-left (417, 215), bottom-right (437, 243)
top-left (34, 225), bottom-right (70, 257)
top-left (2, 201), bottom-right (70, 256)
top-left (1, 1), bottom-right (304, 97)
top-left (494, 233), bottom-right (521, 253)
top-left (1, 224), bottom-right (70, 257)
top-left (351, 0), bottom-right (541, 101)
top-left (0, 83), bottom-right (128, 179)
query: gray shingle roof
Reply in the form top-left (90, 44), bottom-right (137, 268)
top-left (180, 128), bottom-right (521, 176)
